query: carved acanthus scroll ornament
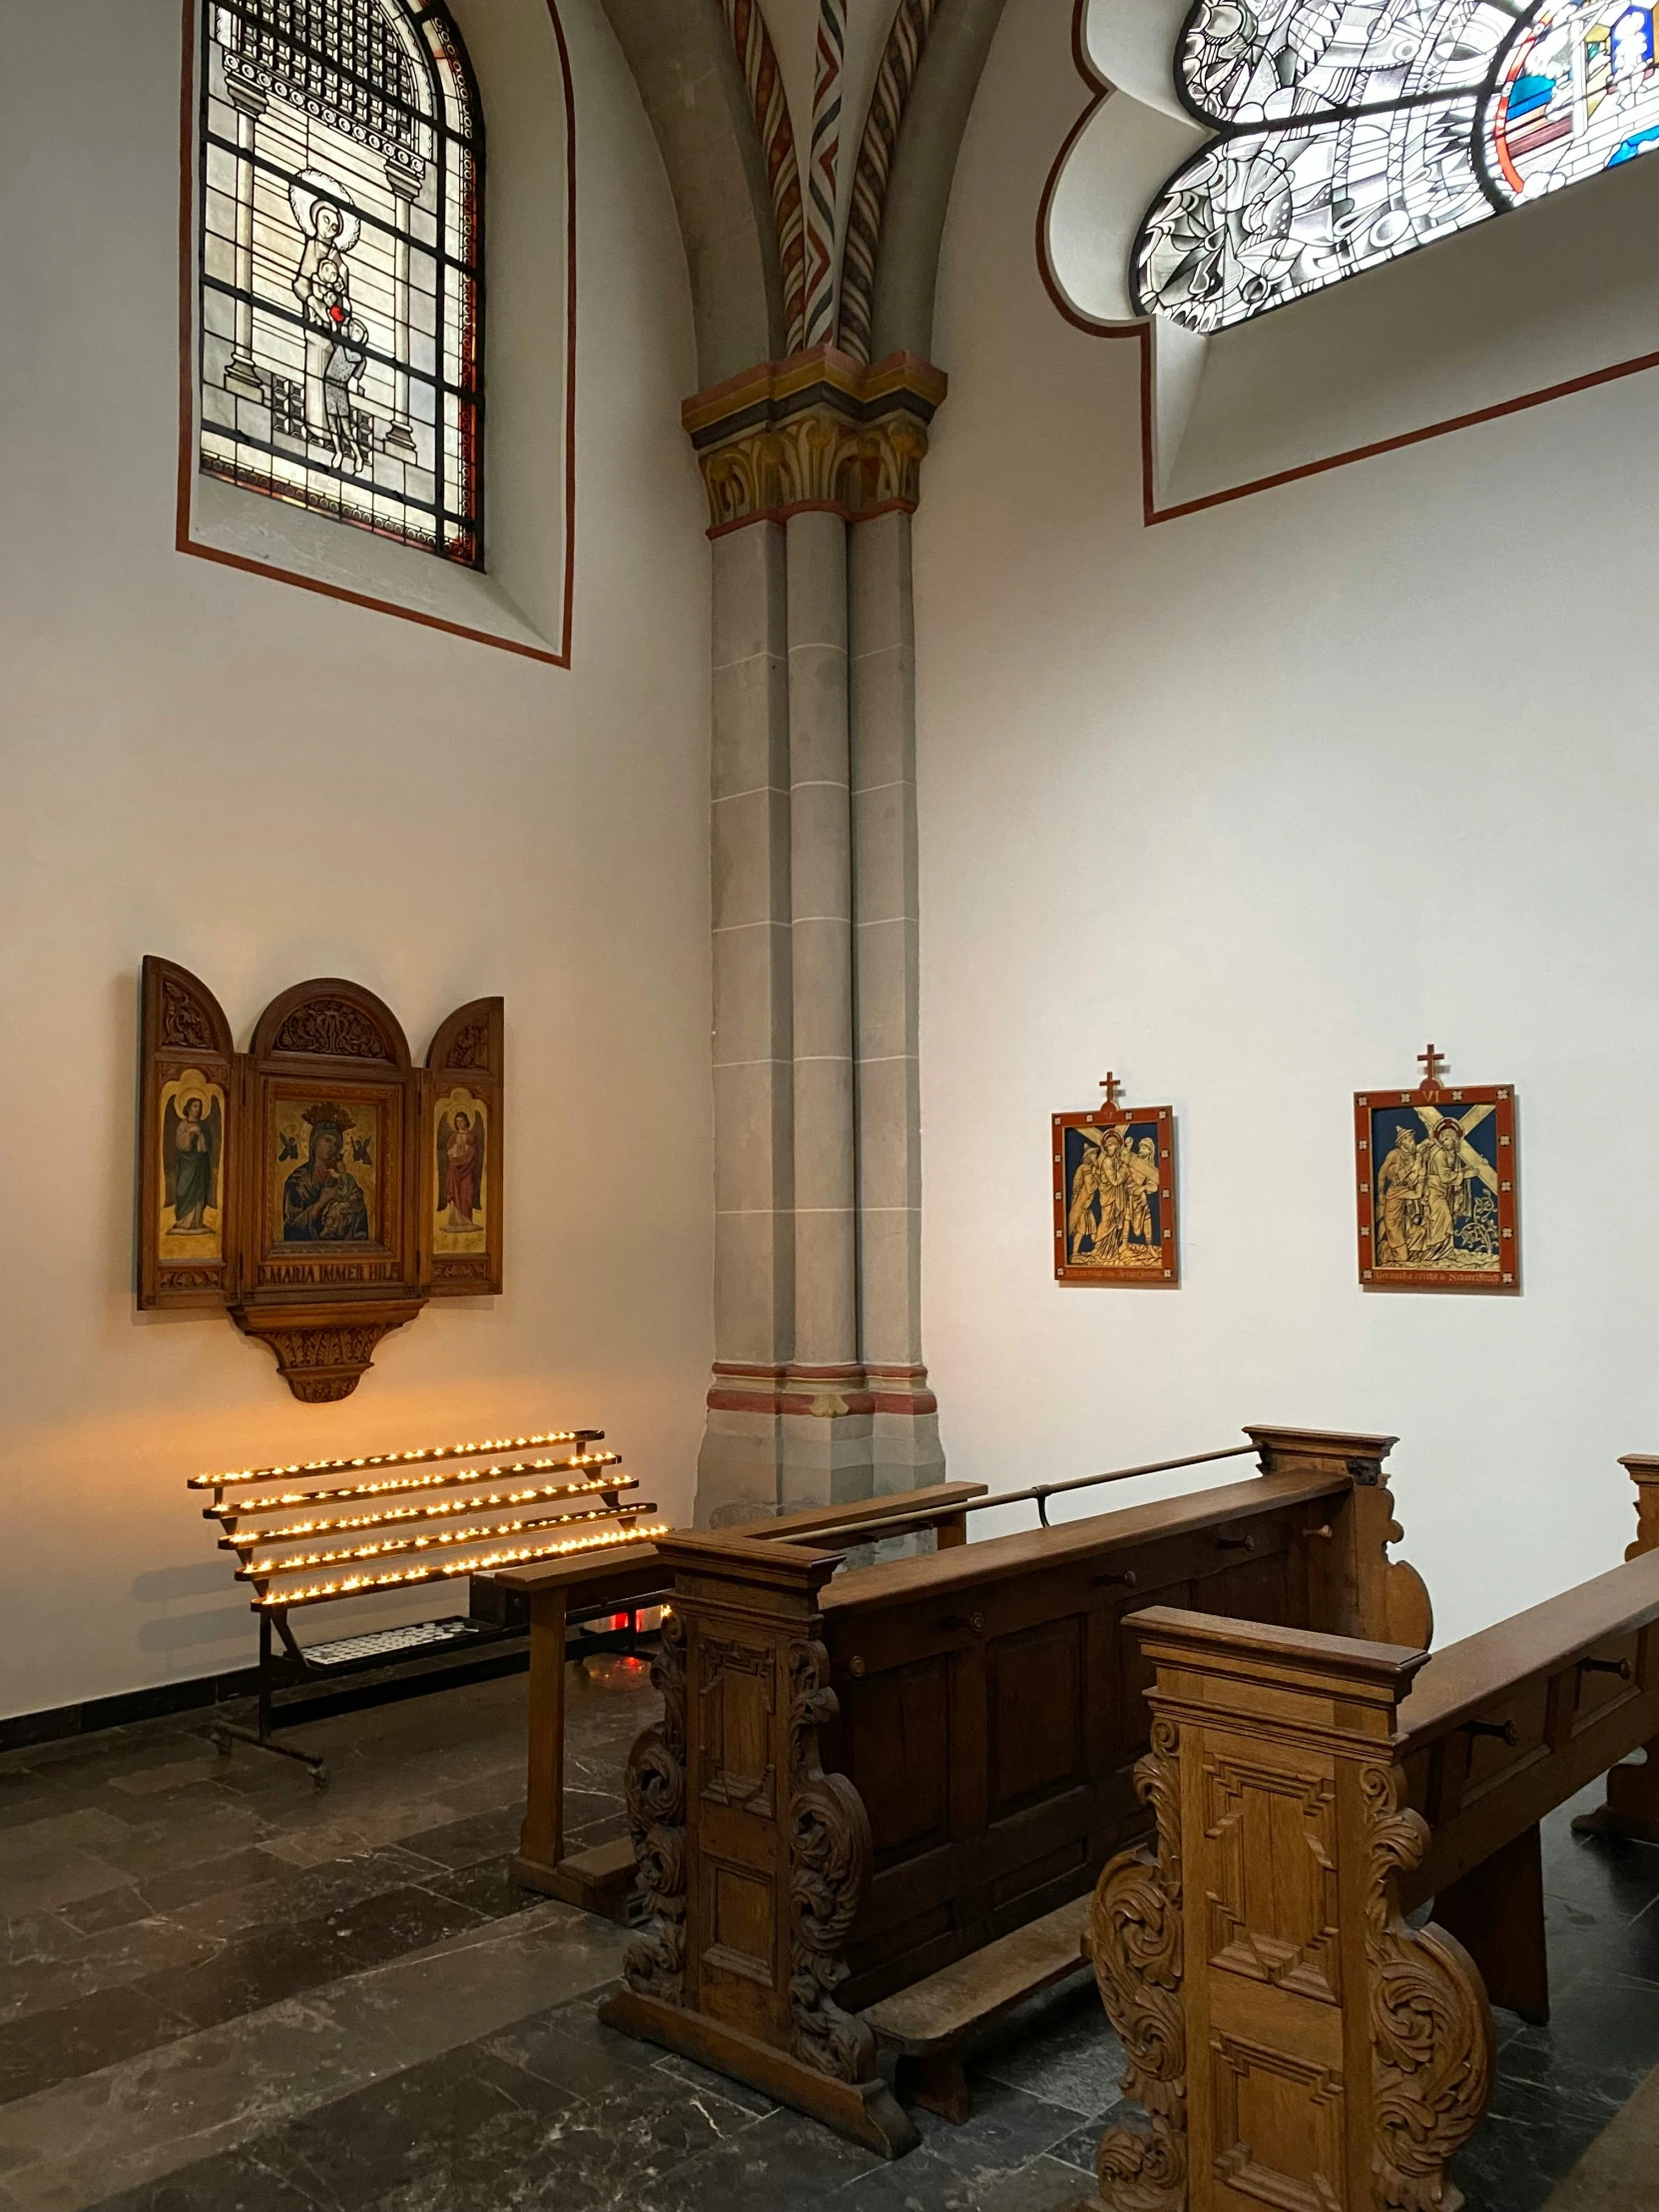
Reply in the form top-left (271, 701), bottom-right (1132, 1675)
top-left (273, 997), bottom-right (390, 1059)
top-left (700, 408), bottom-right (932, 534)
top-left (161, 975), bottom-right (214, 1050)
top-left (1362, 1763), bottom-right (1493, 2211)
top-left (1090, 1715), bottom-right (1188, 2212)
top-left (786, 1638), bottom-right (875, 2084)
top-left (623, 1609), bottom-right (689, 2002)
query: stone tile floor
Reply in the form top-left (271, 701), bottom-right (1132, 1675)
top-left (0, 1664), bottom-right (1653, 2209)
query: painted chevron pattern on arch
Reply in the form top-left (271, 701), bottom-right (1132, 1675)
top-left (803, 0), bottom-right (848, 347)
top-left (838, 0), bottom-right (940, 362)
top-left (722, 0), bottom-right (809, 354)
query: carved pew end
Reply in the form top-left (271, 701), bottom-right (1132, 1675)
top-left (599, 1987), bottom-right (920, 2157)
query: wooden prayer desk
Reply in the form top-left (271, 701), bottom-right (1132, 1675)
top-left (594, 1425), bottom-right (1431, 2155)
top-left (494, 1482), bottom-right (985, 1919)
top-left (1079, 1453), bottom-right (1659, 2212)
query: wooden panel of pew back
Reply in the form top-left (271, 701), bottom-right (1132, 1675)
top-left (820, 1469), bottom-right (1350, 2010)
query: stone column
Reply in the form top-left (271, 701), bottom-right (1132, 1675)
top-left (782, 506), bottom-right (865, 1507)
top-left (850, 510), bottom-right (942, 1491)
top-left (698, 520), bottom-right (796, 1527)
top-left (685, 350), bottom-right (946, 1525)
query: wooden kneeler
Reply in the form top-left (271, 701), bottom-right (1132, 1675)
top-left (598, 1536), bottom-right (919, 2158)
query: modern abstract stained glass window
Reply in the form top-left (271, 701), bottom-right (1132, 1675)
top-left (1135, 0), bottom-right (1659, 332)
top-left (198, 0), bottom-right (484, 563)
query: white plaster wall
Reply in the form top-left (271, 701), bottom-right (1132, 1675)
top-left (0, 0), bottom-right (713, 1718)
top-left (915, 0), bottom-right (1659, 1648)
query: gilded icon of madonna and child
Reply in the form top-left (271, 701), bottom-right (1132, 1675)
top-left (274, 1101), bottom-right (377, 1245)
top-left (1053, 1103), bottom-right (1179, 1286)
top-left (1357, 1070), bottom-right (1517, 1292)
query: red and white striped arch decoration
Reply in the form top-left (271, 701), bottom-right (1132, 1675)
top-left (837, 0), bottom-right (939, 363)
top-left (803, 0), bottom-right (847, 348)
top-left (721, 0), bottom-right (809, 355)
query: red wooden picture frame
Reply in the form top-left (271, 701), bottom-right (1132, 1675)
top-left (1053, 1091), bottom-right (1180, 1288)
top-left (1356, 1048), bottom-right (1518, 1293)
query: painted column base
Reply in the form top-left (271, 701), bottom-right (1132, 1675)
top-left (695, 1364), bottom-right (944, 1527)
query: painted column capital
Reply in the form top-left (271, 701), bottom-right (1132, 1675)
top-left (682, 346), bottom-right (947, 538)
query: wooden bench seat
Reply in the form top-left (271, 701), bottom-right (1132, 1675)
top-left (861, 1895), bottom-right (1093, 2121)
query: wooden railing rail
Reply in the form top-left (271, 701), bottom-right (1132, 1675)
top-left (782, 1441), bottom-right (1259, 1548)
top-left (1399, 1550), bottom-right (1659, 1754)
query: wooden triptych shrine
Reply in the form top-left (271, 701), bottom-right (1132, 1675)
top-left (139, 956), bottom-right (502, 1398)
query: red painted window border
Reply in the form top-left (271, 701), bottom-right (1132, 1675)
top-left (1036, 0), bottom-right (1659, 528)
top-left (176, 0), bottom-right (577, 665)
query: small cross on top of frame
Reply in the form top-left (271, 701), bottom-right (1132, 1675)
top-left (1417, 1043), bottom-right (1447, 1089)
top-left (1099, 1071), bottom-right (1124, 1112)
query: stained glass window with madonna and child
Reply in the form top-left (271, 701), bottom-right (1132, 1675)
top-left (198, 0), bottom-right (484, 562)
top-left (1135, 0), bottom-right (1659, 333)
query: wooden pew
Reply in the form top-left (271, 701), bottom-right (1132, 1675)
top-left (1573, 1451), bottom-right (1659, 1844)
top-left (596, 1425), bottom-right (1431, 2155)
top-left (1080, 1480), bottom-right (1659, 2212)
top-left (495, 1482), bottom-right (986, 1918)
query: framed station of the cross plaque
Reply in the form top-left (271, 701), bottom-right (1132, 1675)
top-left (1053, 1078), bottom-right (1179, 1286)
top-left (1356, 1047), bottom-right (1518, 1294)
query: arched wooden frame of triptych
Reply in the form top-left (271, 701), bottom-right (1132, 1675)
top-left (139, 956), bottom-right (503, 1398)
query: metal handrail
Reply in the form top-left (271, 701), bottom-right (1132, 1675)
top-left (787, 1441), bottom-right (1260, 1550)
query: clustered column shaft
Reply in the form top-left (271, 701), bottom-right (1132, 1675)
top-left (691, 351), bottom-right (945, 1524)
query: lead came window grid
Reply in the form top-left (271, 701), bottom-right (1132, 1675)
top-left (198, 0), bottom-right (484, 564)
top-left (1134, 0), bottom-right (1659, 333)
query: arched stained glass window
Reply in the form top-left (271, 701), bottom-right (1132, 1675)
top-left (1135, 0), bottom-right (1659, 332)
top-left (199, 0), bottom-right (484, 563)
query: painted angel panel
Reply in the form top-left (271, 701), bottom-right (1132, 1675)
top-left (434, 1090), bottom-right (487, 1250)
top-left (160, 1075), bottom-right (226, 1258)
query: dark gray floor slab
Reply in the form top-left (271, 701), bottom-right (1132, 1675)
top-left (628, 2105), bottom-right (882, 2212)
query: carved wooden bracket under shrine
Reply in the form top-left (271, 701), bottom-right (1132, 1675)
top-left (139, 959), bottom-right (502, 1400)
